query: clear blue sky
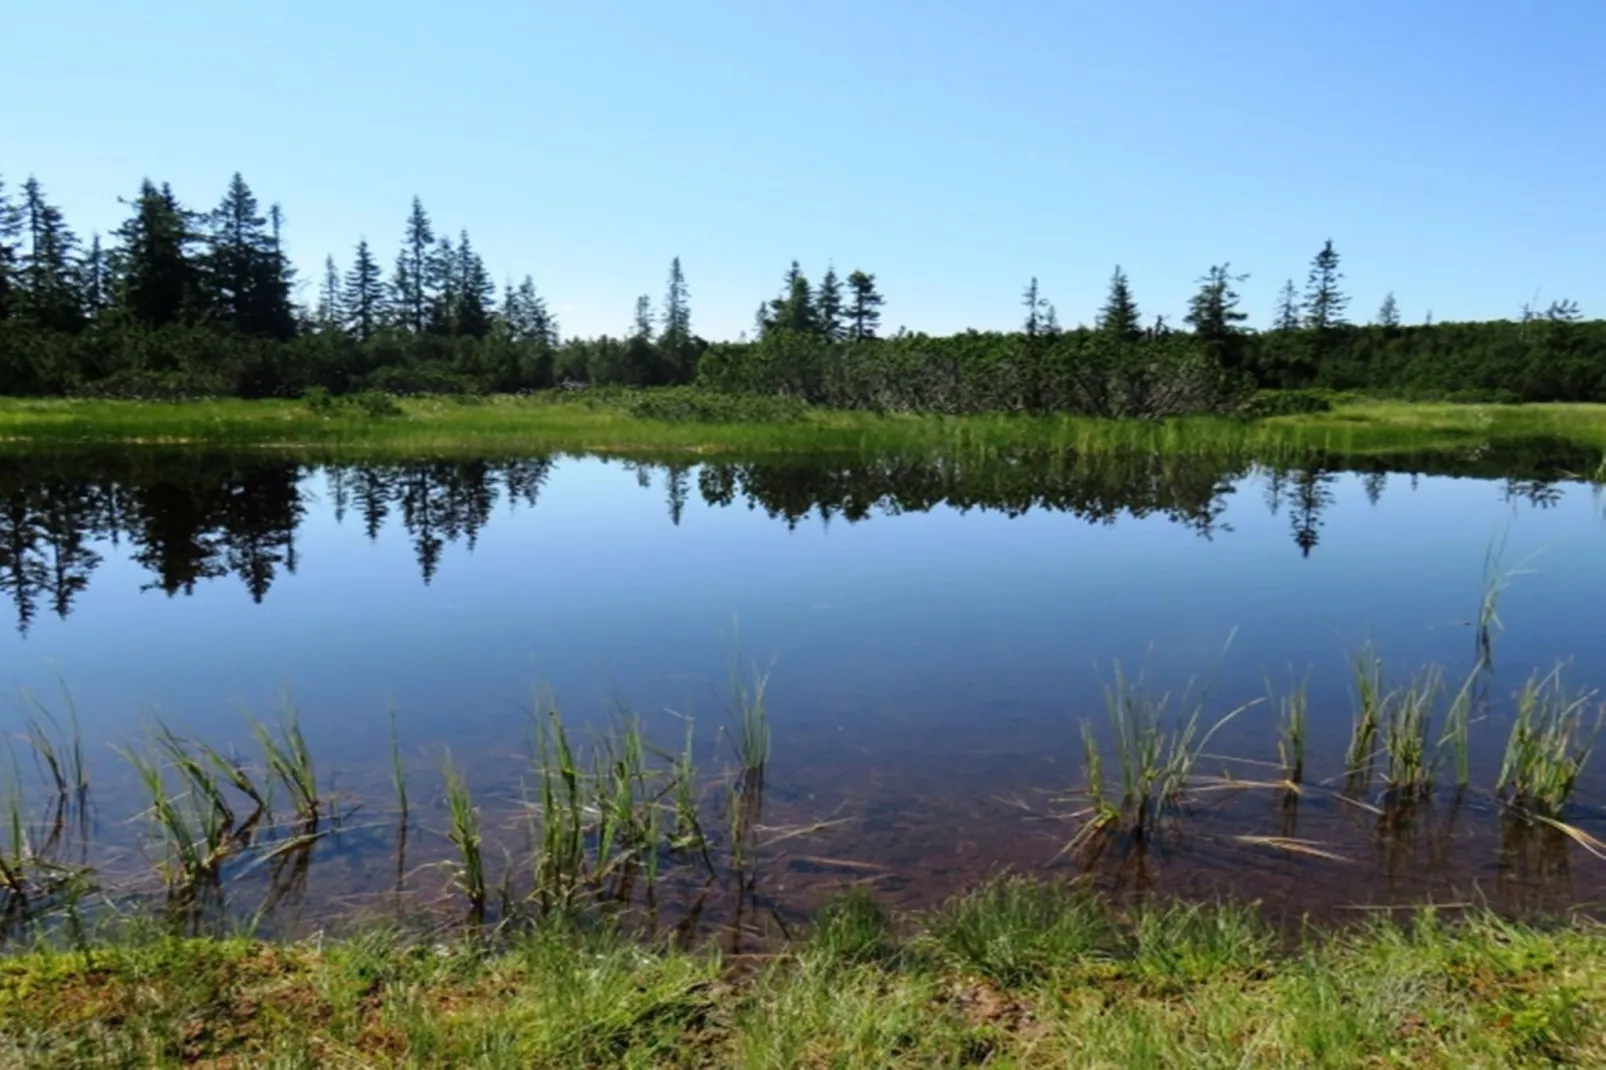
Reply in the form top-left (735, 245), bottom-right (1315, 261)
top-left (7, 0), bottom-right (1603, 341)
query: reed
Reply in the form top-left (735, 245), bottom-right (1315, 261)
top-left (1497, 670), bottom-right (1602, 818)
top-left (1271, 673), bottom-right (1309, 785)
top-left (1072, 665), bottom-right (1247, 848)
top-left (441, 753), bottom-right (486, 925)
top-left (1382, 666), bottom-right (1442, 798)
top-left (1345, 647), bottom-right (1385, 791)
top-left (249, 701), bottom-right (318, 826)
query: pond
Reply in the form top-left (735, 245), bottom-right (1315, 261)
top-left (2, 442), bottom-right (1604, 928)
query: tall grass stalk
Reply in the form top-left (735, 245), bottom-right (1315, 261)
top-left (1345, 647), bottom-right (1385, 792)
top-left (441, 753), bottom-right (486, 925)
top-left (249, 701), bottom-right (317, 826)
top-left (1073, 665), bottom-right (1248, 847)
top-left (1271, 673), bottom-right (1309, 785)
top-left (1497, 670), bottom-right (1602, 818)
top-left (1382, 666), bottom-right (1442, 798)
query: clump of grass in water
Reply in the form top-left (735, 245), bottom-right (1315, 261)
top-left (1382, 665), bottom-right (1442, 800)
top-left (1498, 669), bottom-right (1602, 819)
top-left (1271, 672), bottom-right (1309, 786)
top-left (442, 753), bottom-right (486, 926)
top-left (1071, 664), bottom-right (1248, 851)
top-left (249, 700), bottom-right (318, 828)
top-left (1344, 646), bottom-right (1385, 793)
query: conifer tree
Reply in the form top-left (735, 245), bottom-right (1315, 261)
top-left (659, 256), bottom-right (693, 380)
top-left (78, 234), bottom-right (112, 322)
top-left (451, 232), bottom-right (494, 339)
top-left (845, 269), bottom-right (883, 341)
top-left (1184, 264), bottom-right (1249, 343)
top-left (426, 233), bottom-right (457, 335)
top-left (0, 176), bottom-right (20, 320)
top-left (1302, 239), bottom-right (1349, 330)
top-left (503, 276), bottom-right (556, 344)
top-left (1098, 265), bottom-right (1141, 341)
top-left (1375, 291), bottom-right (1400, 328)
top-left (17, 177), bottom-right (83, 331)
top-left (392, 197), bottom-right (434, 334)
top-left (203, 174), bottom-right (292, 337)
top-left (816, 265), bottom-right (844, 340)
top-left (1273, 279), bottom-right (1301, 331)
top-left (316, 255), bottom-right (343, 331)
top-left (342, 239), bottom-right (385, 341)
top-left (767, 261), bottom-right (815, 335)
top-left (113, 180), bottom-right (202, 329)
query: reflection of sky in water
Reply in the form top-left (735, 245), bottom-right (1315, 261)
top-left (4, 458), bottom-right (1605, 810)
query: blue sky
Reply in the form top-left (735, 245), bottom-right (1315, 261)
top-left (7, 0), bottom-right (1603, 340)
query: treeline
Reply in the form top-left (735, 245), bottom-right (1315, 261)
top-left (0, 170), bottom-right (1601, 407)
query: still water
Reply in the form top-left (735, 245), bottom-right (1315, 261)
top-left (2, 446), bottom-right (1604, 919)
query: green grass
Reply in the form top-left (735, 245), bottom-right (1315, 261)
top-left (6, 392), bottom-right (1606, 460)
top-left (1498, 670), bottom-right (1602, 818)
top-left (2, 882), bottom-right (1605, 1067)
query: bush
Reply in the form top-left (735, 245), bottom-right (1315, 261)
top-left (1241, 389), bottom-right (1335, 417)
top-left (624, 387), bottom-right (809, 423)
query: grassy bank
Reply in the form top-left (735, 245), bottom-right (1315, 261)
top-left (2, 880), bottom-right (1603, 1067)
top-left (2, 392), bottom-right (1606, 461)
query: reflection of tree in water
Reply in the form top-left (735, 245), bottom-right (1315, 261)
top-left (692, 450), bottom-right (1243, 537)
top-left (1289, 468), bottom-right (1336, 559)
top-left (0, 438), bottom-right (1594, 628)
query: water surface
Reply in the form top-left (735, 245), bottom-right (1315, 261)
top-left (3, 445), bottom-right (1604, 920)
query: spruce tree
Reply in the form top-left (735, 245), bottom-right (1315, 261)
top-left (342, 239), bottom-right (385, 341)
top-left (845, 269), bottom-right (883, 341)
top-left (1098, 265), bottom-right (1141, 341)
top-left (204, 173), bottom-right (292, 337)
top-left (426, 233), bottom-right (457, 335)
top-left (503, 276), bottom-right (556, 344)
top-left (316, 255), bottom-right (343, 331)
top-left (1375, 291), bottom-right (1400, 328)
top-left (78, 234), bottom-right (112, 322)
top-left (451, 232), bottom-right (494, 339)
top-left (1302, 239), bottom-right (1349, 330)
top-left (18, 177), bottom-right (83, 331)
top-left (1273, 279), bottom-right (1301, 331)
top-left (392, 196), bottom-right (434, 334)
top-left (1183, 264), bottom-right (1249, 343)
top-left (113, 180), bottom-right (202, 329)
top-left (1022, 277), bottom-right (1054, 337)
top-left (0, 176), bottom-right (20, 320)
top-left (817, 265), bottom-right (844, 340)
top-left (767, 261), bottom-right (815, 335)
top-left (659, 256), bottom-right (693, 381)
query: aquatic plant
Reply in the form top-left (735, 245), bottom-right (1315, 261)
top-left (1071, 664), bottom-right (1248, 849)
top-left (1382, 666), bottom-right (1442, 799)
top-left (1498, 670), bottom-right (1602, 818)
top-left (442, 753), bottom-right (486, 925)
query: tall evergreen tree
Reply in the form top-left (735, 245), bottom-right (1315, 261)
top-left (425, 233), bottom-right (457, 335)
top-left (261, 204), bottom-right (297, 339)
top-left (342, 239), bottom-right (385, 341)
top-left (392, 196), bottom-right (434, 334)
top-left (767, 261), bottom-right (816, 335)
top-left (1273, 279), bottom-right (1301, 331)
top-left (1302, 239), bottom-right (1349, 330)
top-left (203, 173), bottom-right (292, 337)
top-left (451, 231), bottom-right (494, 339)
top-left (78, 234), bottom-right (112, 322)
top-left (659, 256), bottom-right (693, 381)
top-left (1184, 264), bottom-right (1249, 343)
top-left (817, 265), bottom-right (844, 341)
top-left (17, 177), bottom-right (83, 331)
top-left (316, 255), bottom-right (343, 332)
top-left (0, 176), bottom-right (20, 320)
top-left (845, 269), bottom-right (883, 341)
top-left (1375, 291), bottom-right (1400, 328)
top-left (1098, 265), bottom-right (1141, 341)
top-left (1023, 277), bottom-right (1057, 337)
top-left (502, 276), bottom-right (556, 344)
top-left (113, 180), bottom-right (202, 329)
